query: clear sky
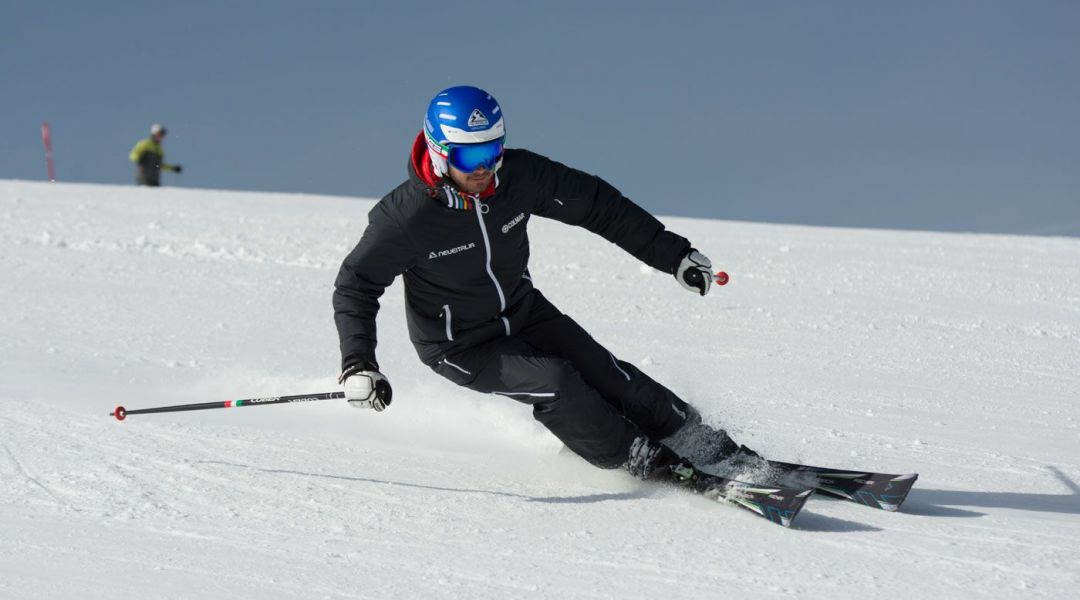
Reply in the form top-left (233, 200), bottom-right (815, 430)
top-left (3, 1), bottom-right (1078, 235)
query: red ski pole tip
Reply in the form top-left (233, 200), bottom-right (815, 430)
top-left (112, 406), bottom-right (127, 421)
top-left (715, 271), bottom-right (729, 286)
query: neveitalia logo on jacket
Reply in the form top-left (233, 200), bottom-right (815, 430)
top-left (429, 242), bottom-right (476, 260)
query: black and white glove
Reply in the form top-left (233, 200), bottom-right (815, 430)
top-left (675, 249), bottom-right (714, 296)
top-left (339, 363), bottom-right (393, 411)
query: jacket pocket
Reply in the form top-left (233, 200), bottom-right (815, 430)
top-left (433, 354), bottom-right (477, 387)
top-left (441, 304), bottom-right (454, 341)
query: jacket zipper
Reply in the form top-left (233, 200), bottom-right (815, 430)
top-left (474, 200), bottom-right (507, 312)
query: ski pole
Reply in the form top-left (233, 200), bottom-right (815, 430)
top-left (110, 391), bottom-right (345, 421)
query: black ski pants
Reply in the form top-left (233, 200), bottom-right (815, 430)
top-left (430, 292), bottom-right (690, 468)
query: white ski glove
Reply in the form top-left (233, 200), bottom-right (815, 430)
top-left (676, 249), bottom-right (714, 296)
top-left (339, 363), bottom-right (393, 411)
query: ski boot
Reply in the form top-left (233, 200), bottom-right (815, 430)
top-left (660, 406), bottom-right (741, 467)
top-left (712, 444), bottom-right (783, 482)
top-left (625, 436), bottom-right (697, 483)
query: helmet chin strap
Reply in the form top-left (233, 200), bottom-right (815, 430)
top-left (424, 130), bottom-right (451, 177)
top-left (429, 150), bottom-right (449, 178)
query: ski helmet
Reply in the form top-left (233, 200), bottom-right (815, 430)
top-left (424, 86), bottom-right (505, 177)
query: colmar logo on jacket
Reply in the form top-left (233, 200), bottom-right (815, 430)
top-left (502, 213), bottom-right (525, 234)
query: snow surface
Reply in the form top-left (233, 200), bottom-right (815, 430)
top-left (1, 179), bottom-right (1079, 599)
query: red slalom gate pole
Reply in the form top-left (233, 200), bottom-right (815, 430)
top-left (41, 122), bottom-right (56, 182)
top-left (110, 391), bottom-right (345, 421)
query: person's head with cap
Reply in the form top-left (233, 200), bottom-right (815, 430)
top-left (150, 123), bottom-right (166, 142)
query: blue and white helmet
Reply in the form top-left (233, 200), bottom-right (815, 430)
top-left (424, 86), bottom-right (506, 177)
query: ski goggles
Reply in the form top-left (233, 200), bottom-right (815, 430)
top-left (446, 137), bottom-right (505, 173)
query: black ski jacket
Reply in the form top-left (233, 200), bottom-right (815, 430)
top-left (333, 146), bottom-right (692, 371)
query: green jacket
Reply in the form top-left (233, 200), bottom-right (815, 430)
top-left (129, 138), bottom-right (179, 185)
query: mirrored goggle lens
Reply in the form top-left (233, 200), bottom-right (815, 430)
top-left (448, 138), bottom-right (504, 172)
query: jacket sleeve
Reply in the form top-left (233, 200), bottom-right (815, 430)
top-left (527, 151), bottom-right (690, 274)
top-left (333, 201), bottom-right (416, 371)
top-left (129, 139), bottom-right (150, 164)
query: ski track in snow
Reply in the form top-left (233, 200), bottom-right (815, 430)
top-left (1, 180), bottom-right (1079, 599)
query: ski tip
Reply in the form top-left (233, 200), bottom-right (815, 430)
top-left (894, 473), bottom-right (919, 482)
top-left (782, 490), bottom-right (815, 527)
top-left (882, 479), bottom-right (919, 512)
top-left (111, 406), bottom-right (127, 421)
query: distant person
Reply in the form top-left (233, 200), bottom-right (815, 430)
top-left (333, 85), bottom-right (742, 484)
top-left (129, 124), bottom-right (182, 186)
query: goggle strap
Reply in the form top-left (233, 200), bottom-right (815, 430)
top-left (425, 130), bottom-right (450, 156)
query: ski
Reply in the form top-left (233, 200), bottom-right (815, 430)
top-left (765, 460), bottom-right (918, 512)
top-left (679, 468), bottom-right (814, 527)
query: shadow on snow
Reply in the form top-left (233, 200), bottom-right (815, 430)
top-left (902, 466), bottom-right (1080, 518)
top-left (196, 459), bottom-right (646, 504)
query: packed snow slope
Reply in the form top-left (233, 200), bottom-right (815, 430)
top-left (1, 180), bottom-right (1079, 599)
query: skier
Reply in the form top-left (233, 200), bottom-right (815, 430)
top-left (129, 124), bottom-right (183, 186)
top-left (334, 86), bottom-right (742, 483)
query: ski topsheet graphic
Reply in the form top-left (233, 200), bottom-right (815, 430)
top-left (696, 447), bottom-right (919, 520)
top-left (677, 469), bottom-right (815, 527)
top-left (765, 460), bottom-right (919, 512)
